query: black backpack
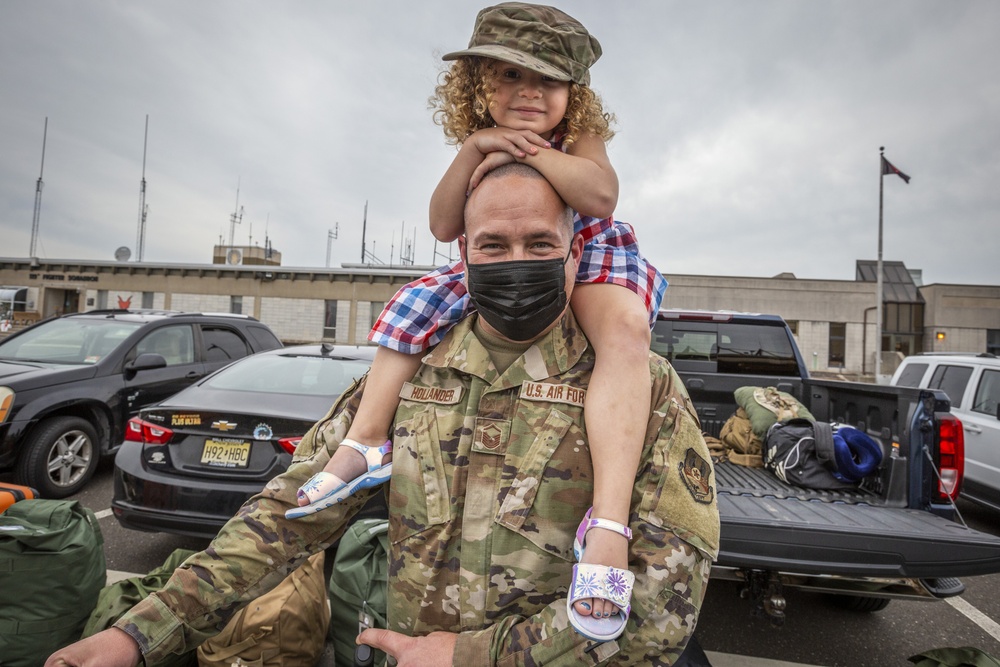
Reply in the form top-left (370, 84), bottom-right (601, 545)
top-left (763, 419), bottom-right (856, 490)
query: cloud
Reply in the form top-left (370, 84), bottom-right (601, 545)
top-left (1, 0), bottom-right (997, 285)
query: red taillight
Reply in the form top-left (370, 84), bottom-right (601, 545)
top-left (936, 414), bottom-right (964, 502)
top-left (278, 436), bottom-right (302, 455)
top-left (126, 417), bottom-right (174, 445)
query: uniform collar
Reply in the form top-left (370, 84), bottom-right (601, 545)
top-left (423, 308), bottom-right (590, 387)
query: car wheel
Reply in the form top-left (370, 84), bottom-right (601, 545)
top-left (18, 416), bottom-right (100, 498)
top-left (829, 594), bottom-right (891, 613)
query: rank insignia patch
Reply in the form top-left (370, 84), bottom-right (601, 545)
top-left (473, 419), bottom-right (510, 453)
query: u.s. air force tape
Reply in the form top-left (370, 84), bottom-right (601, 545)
top-left (519, 381), bottom-right (586, 407)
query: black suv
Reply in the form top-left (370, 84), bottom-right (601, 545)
top-left (0, 309), bottom-right (282, 497)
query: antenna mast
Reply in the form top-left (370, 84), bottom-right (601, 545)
top-left (360, 201), bottom-right (368, 262)
top-left (400, 221), bottom-right (414, 266)
top-left (433, 239), bottom-right (455, 265)
top-left (135, 115), bottom-right (150, 261)
top-left (29, 117), bottom-right (48, 260)
top-left (326, 223), bottom-right (339, 268)
top-left (229, 178), bottom-right (243, 249)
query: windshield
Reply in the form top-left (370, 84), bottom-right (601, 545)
top-left (205, 353), bottom-right (372, 397)
top-left (0, 318), bottom-right (143, 365)
top-left (652, 320), bottom-right (801, 376)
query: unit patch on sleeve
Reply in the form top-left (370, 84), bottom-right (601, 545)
top-left (399, 382), bottom-right (463, 404)
top-left (679, 448), bottom-right (715, 504)
top-left (519, 381), bottom-right (586, 407)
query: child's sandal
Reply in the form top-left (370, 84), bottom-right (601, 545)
top-left (567, 507), bottom-right (635, 641)
top-left (285, 439), bottom-right (392, 519)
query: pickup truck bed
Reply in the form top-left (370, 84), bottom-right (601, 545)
top-left (653, 310), bottom-right (1000, 611)
top-left (716, 461), bottom-right (1000, 579)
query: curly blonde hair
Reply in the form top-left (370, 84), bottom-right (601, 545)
top-left (430, 57), bottom-right (615, 147)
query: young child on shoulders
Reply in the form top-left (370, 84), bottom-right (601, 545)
top-left (289, 2), bottom-right (667, 642)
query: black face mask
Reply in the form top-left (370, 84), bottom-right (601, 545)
top-left (465, 249), bottom-right (571, 342)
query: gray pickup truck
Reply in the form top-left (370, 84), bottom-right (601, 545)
top-left (652, 309), bottom-right (1000, 622)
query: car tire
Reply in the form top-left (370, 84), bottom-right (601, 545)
top-left (18, 416), bottom-right (100, 498)
top-left (829, 594), bottom-right (891, 613)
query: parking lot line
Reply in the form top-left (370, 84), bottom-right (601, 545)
top-left (94, 508), bottom-right (113, 520)
top-left (946, 596), bottom-right (1000, 643)
top-left (706, 653), bottom-right (822, 667)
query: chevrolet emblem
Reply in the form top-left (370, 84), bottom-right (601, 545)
top-left (211, 420), bottom-right (238, 432)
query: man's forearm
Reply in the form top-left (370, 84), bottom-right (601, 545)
top-left (114, 408), bottom-right (371, 662)
top-left (116, 457), bottom-right (362, 659)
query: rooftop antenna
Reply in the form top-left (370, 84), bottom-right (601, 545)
top-left (264, 214), bottom-right (272, 258)
top-left (400, 221), bottom-right (415, 266)
top-left (326, 223), bottom-right (339, 268)
top-left (359, 201), bottom-right (384, 264)
top-left (433, 239), bottom-right (455, 265)
top-left (391, 221), bottom-right (415, 266)
top-left (360, 201), bottom-right (368, 262)
top-left (135, 115), bottom-right (150, 262)
top-left (229, 178), bottom-right (243, 249)
top-left (29, 117), bottom-right (48, 260)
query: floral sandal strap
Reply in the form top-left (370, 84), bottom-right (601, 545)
top-left (569, 563), bottom-right (636, 613)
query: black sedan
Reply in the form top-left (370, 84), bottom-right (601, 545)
top-left (112, 344), bottom-right (375, 538)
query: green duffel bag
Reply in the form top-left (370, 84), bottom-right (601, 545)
top-left (0, 499), bottom-right (106, 667)
top-left (82, 548), bottom-right (199, 667)
top-left (329, 518), bottom-right (389, 667)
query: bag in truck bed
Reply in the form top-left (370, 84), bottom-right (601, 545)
top-left (764, 419), bottom-right (882, 490)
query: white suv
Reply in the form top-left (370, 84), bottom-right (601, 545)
top-left (891, 354), bottom-right (1000, 511)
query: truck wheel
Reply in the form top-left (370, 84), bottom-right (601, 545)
top-left (17, 416), bottom-right (100, 498)
top-left (830, 595), bottom-right (891, 612)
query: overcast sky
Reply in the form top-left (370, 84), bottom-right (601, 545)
top-left (2, 1), bottom-right (997, 286)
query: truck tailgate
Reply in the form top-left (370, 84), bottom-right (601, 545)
top-left (716, 462), bottom-right (1000, 578)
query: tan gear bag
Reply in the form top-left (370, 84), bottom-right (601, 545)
top-left (197, 552), bottom-right (329, 667)
top-left (719, 407), bottom-right (764, 468)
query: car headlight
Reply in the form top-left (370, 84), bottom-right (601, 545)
top-left (0, 387), bottom-right (13, 424)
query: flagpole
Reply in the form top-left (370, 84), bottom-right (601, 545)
top-left (875, 147), bottom-right (885, 381)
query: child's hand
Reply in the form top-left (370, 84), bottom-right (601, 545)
top-left (468, 127), bottom-right (550, 160)
top-left (468, 151), bottom-right (516, 192)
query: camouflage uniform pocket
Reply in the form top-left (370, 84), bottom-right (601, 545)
top-left (494, 408), bottom-right (586, 562)
top-left (388, 410), bottom-right (450, 544)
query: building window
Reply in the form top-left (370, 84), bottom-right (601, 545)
top-left (988, 330), bottom-right (1000, 356)
top-left (828, 322), bottom-right (846, 367)
top-left (141, 292), bottom-right (154, 309)
top-left (230, 295), bottom-right (243, 315)
top-left (323, 300), bottom-right (337, 339)
top-left (785, 320), bottom-right (798, 335)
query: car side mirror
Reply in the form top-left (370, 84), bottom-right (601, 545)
top-left (125, 353), bottom-right (167, 377)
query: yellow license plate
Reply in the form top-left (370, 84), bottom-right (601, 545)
top-left (200, 439), bottom-right (251, 468)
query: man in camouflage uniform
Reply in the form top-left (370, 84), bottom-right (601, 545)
top-left (47, 164), bottom-right (719, 667)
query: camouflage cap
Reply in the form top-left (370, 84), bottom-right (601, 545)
top-left (443, 3), bottom-right (601, 86)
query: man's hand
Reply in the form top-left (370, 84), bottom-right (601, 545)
top-left (44, 627), bottom-right (141, 667)
top-left (357, 628), bottom-right (457, 667)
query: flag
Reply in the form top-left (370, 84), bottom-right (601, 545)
top-left (881, 156), bottom-right (911, 184)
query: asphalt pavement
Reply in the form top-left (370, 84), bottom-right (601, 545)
top-left (6, 457), bottom-right (1000, 666)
